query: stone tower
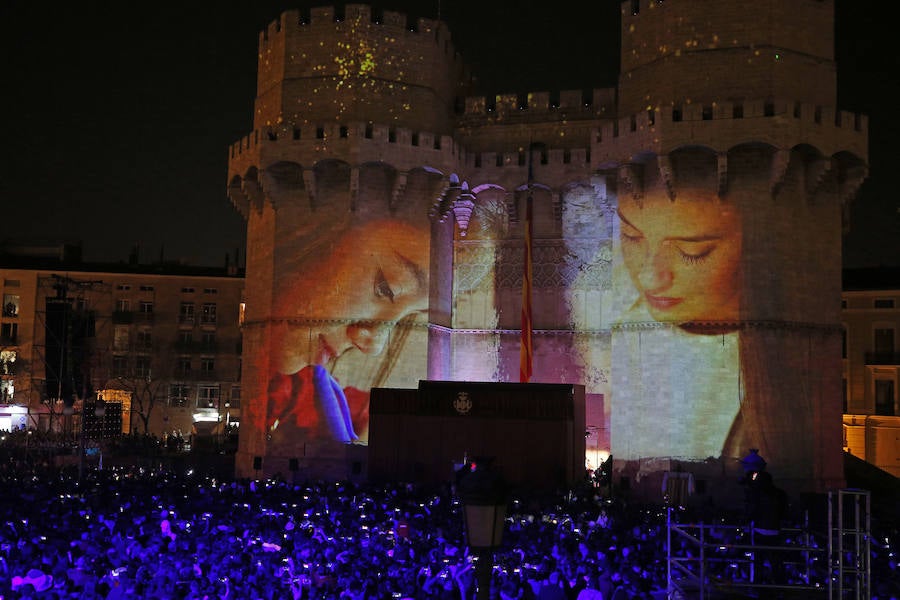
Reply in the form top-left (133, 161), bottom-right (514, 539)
top-left (226, 1), bottom-right (867, 495)
top-left (605, 0), bottom-right (867, 493)
top-left (227, 5), bottom-right (470, 478)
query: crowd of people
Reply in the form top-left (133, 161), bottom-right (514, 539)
top-left (0, 433), bottom-right (897, 599)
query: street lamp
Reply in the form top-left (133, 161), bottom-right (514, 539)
top-left (458, 457), bottom-right (507, 600)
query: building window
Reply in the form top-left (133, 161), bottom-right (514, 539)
top-left (114, 326), bottom-right (130, 351)
top-left (201, 303), bottom-right (217, 325)
top-left (179, 303), bottom-right (195, 324)
top-left (112, 356), bottom-right (128, 378)
top-left (874, 298), bottom-right (895, 308)
top-left (139, 285), bottom-right (154, 291)
top-left (0, 380), bottom-right (13, 403)
top-left (230, 385), bottom-right (241, 409)
top-left (874, 379), bottom-right (896, 416)
top-left (136, 329), bottom-right (152, 350)
top-left (139, 301), bottom-right (154, 314)
top-left (0, 350), bottom-right (16, 376)
top-left (198, 385), bottom-right (220, 408)
top-left (178, 330), bottom-right (193, 346)
top-left (116, 284), bottom-right (131, 291)
top-left (201, 331), bottom-right (216, 351)
top-left (201, 357), bottom-right (215, 376)
top-left (116, 299), bottom-right (130, 312)
top-left (181, 287), bottom-right (195, 294)
top-left (177, 357), bottom-right (192, 376)
top-left (0, 323), bottom-right (17, 344)
top-left (169, 384), bottom-right (191, 407)
top-left (2, 294), bottom-right (20, 317)
top-left (135, 356), bottom-right (151, 378)
top-left (874, 328), bottom-right (895, 354)
top-left (203, 288), bottom-right (218, 294)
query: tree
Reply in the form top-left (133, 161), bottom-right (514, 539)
top-left (106, 372), bottom-right (167, 435)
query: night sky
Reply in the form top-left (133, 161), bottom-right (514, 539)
top-left (2, 1), bottom-right (896, 268)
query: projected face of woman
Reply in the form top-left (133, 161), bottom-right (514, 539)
top-left (618, 189), bottom-right (742, 323)
top-left (275, 219), bottom-right (430, 375)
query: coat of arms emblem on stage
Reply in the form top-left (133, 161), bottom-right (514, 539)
top-left (453, 391), bottom-right (472, 415)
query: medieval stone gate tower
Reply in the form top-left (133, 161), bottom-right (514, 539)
top-left (227, 1), bottom-right (867, 495)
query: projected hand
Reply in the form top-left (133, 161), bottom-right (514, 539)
top-left (310, 365), bottom-right (358, 443)
top-left (267, 365), bottom-right (358, 443)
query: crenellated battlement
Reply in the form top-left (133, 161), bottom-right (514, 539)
top-left (460, 88), bottom-right (616, 118)
top-left (229, 121), bottom-right (458, 170)
top-left (256, 4), bottom-right (466, 79)
top-left (252, 4), bottom-right (472, 138)
top-left (261, 4), bottom-right (450, 41)
top-left (593, 98), bottom-right (867, 166)
top-left (227, 118), bottom-right (598, 189)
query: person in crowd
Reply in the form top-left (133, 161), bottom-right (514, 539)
top-left (744, 469), bottom-right (789, 584)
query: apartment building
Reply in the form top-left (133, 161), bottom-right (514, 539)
top-left (0, 247), bottom-right (243, 440)
top-left (842, 266), bottom-right (900, 476)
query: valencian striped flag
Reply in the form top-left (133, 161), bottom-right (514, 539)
top-left (519, 190), bottom-right (534, 383)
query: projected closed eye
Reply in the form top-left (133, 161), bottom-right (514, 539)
top-left (674, 242), bottom-right (716, 265)
top-left (373, 268), bottom-right (395, 303)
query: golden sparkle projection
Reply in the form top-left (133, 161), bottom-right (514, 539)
top-left (334, 40), bottom-right (377, 89)
top-left (326, 17), bottom-right (409, 118)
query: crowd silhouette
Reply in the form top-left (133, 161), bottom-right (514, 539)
top-left (0, 430), bottom-right (897, 599)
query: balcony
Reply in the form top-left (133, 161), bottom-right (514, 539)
top-left (865, 352), bottom-right (900, 366)
top-left (0, 334), bottom-right (17, 346)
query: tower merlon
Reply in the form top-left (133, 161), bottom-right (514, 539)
top-left (593, 99), bottom-right (867, 165)
top-left (462, 88), bottom-right (616, 116)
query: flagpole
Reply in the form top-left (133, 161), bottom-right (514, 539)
top-left (519, 144), bottom-right (535, 383)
